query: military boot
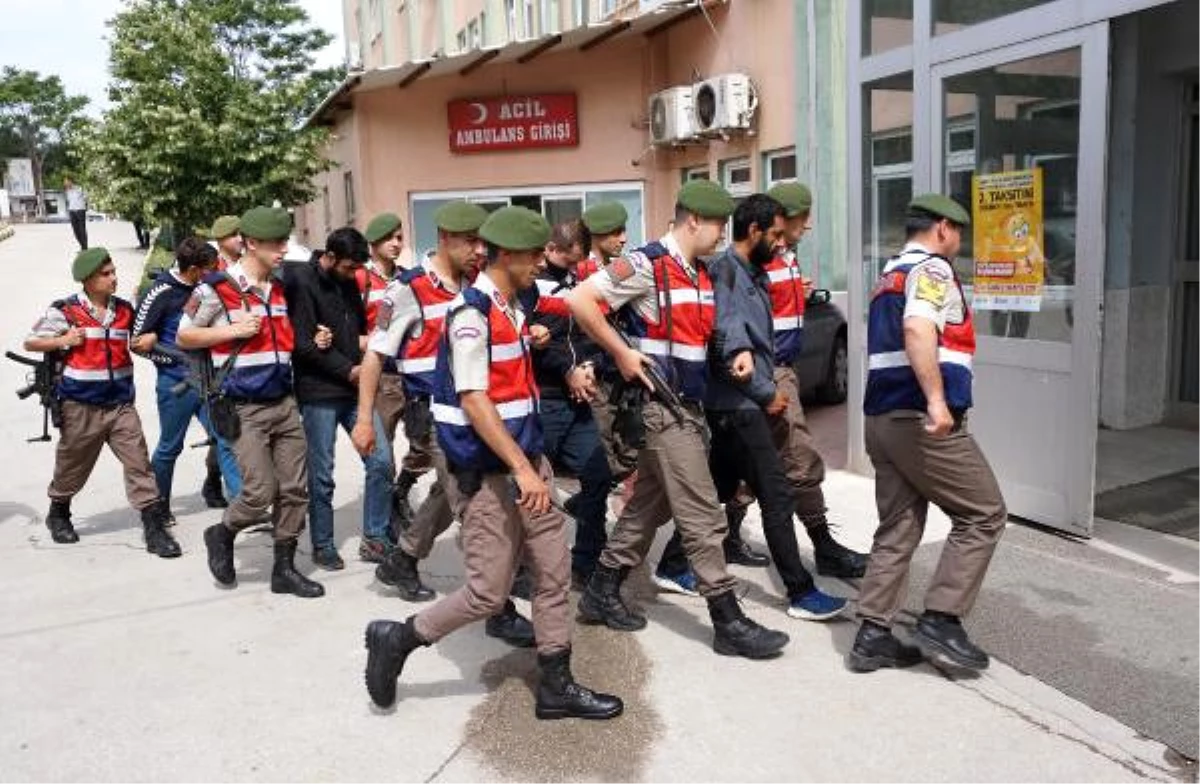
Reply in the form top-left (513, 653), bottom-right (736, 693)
top-left (805, 518), bottom-right (868, 579)
top-left (45, 499), bottom-right (78, 544)
top-left (140, 500), bottom-right (182, 559)
top-left (578, 564), bottom-right (646, 631)
top-left (374, 548), bottom-right (435, 602)
top-left (390, 470), bottom-right (420, 534)
top-left (270, 540), bottom-right (325, 598)
top-left (707, 591), bottom-right (790, 659)
top-left (200, 467), bottom-right (228, 509)
top-left (203, 523), bottom-right (237, 585)
top-left (535, 649), bottom-right (624, 721)
top-left (364, 617), bottom-right (429, 708)
top-left (485, 600), bottom-right (536, 647)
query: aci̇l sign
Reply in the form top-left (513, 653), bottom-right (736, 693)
top-left (447, 94), bottom-right (579, 154)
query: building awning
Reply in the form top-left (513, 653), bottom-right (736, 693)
top-left (306, 0), bottom-right (716, 128)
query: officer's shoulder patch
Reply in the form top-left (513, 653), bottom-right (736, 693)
top-left (606, 255), bottom-right (638, 282)
top-left (453, 323), bottom-right (481, 341)
top-left (184, 290), bottom-right (202, 318)
top-left (375, 299), bottom-right (393, 330)
top-left (913, 268), bottom-right (949, 307)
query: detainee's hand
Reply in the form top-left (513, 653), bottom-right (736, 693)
top-left (616, 346), bottom-right (653, 391)
top-left (314, 324), bottom-right (333, 350)
top-left (924, 398), bottom-right (954, 437)
top-left (513, 464), bottom-right (550, 515)
top-left (529, 324), bottom-right (550, 349)
top-left (350, 418), bottom-right (375, 456)
top-left (765, 390), bottom-right (788, 417)
top-left (729, 350), bottom-right (754, 383)
top-left (131, 333), bottom-right (157, 353)
top-left (566, 364), bottom-right (596, 403)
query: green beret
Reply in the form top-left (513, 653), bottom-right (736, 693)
top-left (766, 182), bottom-right (813, 217)
top-left (239, 206), bottom-right (292, 241)
top-left (72, 247), bottom-right (111, 282)
top-left (435, 202), bottom-right (488, 234)
top-left (581, 201), bottom-right (628, 235)
top-left (676, 180), bottom-right (735, 219)
top-left (479, 206), bottom-right (551, 251)
top-left (908, 193), bottom-right (971, 226)
top-left (210, 215), bottom-right (240, 239)
top-left (364, 212), bottom-right (402, 244)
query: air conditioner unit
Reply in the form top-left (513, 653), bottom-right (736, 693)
top-left (693, 73), bottom-right (758, 134)
top-left (648, 86), bottom-right (698, 145)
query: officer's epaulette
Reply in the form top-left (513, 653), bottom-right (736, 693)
top-left (461, 286), bottom-right (492, 316)
top-left (639, 241), bottom-right (669, 260)
top-left (397, 266), bottom-right (424, 286)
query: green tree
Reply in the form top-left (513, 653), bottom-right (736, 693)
top-left (0, 68), bottom-right (90, 216)
top-left (83, 0), bottom-right (342, 240)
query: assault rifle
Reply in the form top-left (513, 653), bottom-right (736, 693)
top-left (6, 350), bottom-right (64, 443)
top-left (149, 343), bottom-right (216, 449)
top-left (612, 327), bottom-right (686, 423)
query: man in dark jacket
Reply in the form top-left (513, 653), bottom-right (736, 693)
top-left (519, 218), bottom-right (612, 586)
top-left (284, 226), bottom-right (394, 570)
top-left (661, 195), bottom-right (847, 621)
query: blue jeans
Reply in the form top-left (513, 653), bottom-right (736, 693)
top-left (300, 399), bottom-right (393, 552)
top-left (151, 373), bottom-right (242, 502)
top-left (540, 397), bottom-right (611, 576)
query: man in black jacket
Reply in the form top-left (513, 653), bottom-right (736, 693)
top-left (519, 218), bottom-right (612, 586)
top-left (284, 227), bottom-right (395, 570)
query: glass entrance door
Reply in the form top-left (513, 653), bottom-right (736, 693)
top-left (931, 24), bottom-right (1108, 534)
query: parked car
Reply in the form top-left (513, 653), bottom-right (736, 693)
top-left (793, 288), bottom-right (847, 405)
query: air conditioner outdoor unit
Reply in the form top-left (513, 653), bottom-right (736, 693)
top-left (648, 86), bottom-right (699, 145)
top-left (693, 73), bottom-right (758, 134)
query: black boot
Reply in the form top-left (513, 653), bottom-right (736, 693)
top-left (364, 617), bottom-right (428, 708)
top-left (140, 500), bottom-right (182, 559)
top-left (45, 499), bottom-right (78, 544)
top-left (535, 649), bottom-right (624, 721)
top-left (201, 467), bottom-right (228, 509)
top-left (578, 564), bottom-right (646, 631)
top-left (722, 503), bottom-right (770, 567)
top-left (270, 540), bottom-right (325, 598)
top-left (390, 470), bottom-right (419, 534)
top-left (485, 600), bottom-right (536, 647)
top-left (914, 611), bottom-right (989, 670)
top-left (807, 519), bottom-right (868, 578)
top-left (203, 523), bottom-right (237, 585)
top-left (375, 548), bottom-right (435, 602)
top-left (846, 620), bottom-right (923, 672)
top-left (707, 591), bottom-right (790, 659)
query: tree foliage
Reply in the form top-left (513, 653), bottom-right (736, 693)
top-left (0, 68), bottom-right (91, 213)
top-left (82, 0), bottom-right (343, 233)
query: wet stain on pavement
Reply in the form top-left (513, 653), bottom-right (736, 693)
top-left (462, 594), bottom-right (662, 782)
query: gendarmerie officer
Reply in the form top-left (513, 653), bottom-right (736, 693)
top-left (24, 247), bottom-right (180, 558)
top-left (848, 193), bottom-right (1007, 673)
top-left (359, 212), bottom-right (431, 528)
top-left (364, 206), bottom-right (622, 720)
top-left (567, 180), bottom-right (790, 660)
top-left (763, 181), bottom-right (868, 578)
top-left (178, 206), bottom-right (324, 599)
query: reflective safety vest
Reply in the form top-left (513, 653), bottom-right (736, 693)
top-left (623, 242), bottom-right (715, 402)
top-left (575, 254), bottom-right (602, 283)
top-left (356, 264), bottom-right (393, 332)
top-left (208, 275), bottom-right (295, 401)
top-left (396, 265), bottom-right (458, 398)
top-left (863, 256), bottom-right (975, 415)
top-left (764, 252), bottom-right (806, 365)
top-left (432, 286), bottom-right (542, 472)
top-left (56, 295), bottom-right (136, 406)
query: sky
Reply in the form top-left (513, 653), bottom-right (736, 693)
top-left (0, 0), bottom-right (345, 117)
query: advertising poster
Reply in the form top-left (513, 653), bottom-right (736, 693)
top-left (971, 168), bottom-right (1045, 311)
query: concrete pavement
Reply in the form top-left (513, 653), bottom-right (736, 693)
top-left (0, 221), bottom-right (1194, 782)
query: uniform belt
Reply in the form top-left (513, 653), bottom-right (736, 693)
top-left (229, 394), bottom-right (287, 405)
